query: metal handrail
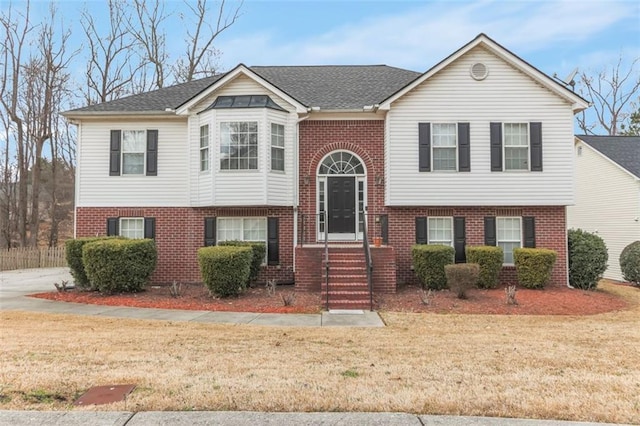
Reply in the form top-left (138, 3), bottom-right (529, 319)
top-left (361, 209), bottom-right (374, 311)
top-left (323, 211), bottom-right (330, 310)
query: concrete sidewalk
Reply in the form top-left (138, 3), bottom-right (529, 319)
top-left (0, 410), bottom-right (628, 426)
top-left (0, 267), bottom-right (384, 327)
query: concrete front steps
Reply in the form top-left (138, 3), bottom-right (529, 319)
top-left (321, 248), bottom-right (372, 310)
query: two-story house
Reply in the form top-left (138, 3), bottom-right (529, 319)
top-left (63, 34), bottom-right (588, 308)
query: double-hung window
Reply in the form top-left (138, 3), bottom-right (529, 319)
top-left (497, 217), bottom-right (522, 264)
top-left (119, 218), bottom-right (144, 239)
top-left (271, 123), bottom-right (285, 172)
top-left (200, 124), bottom-right (209, 172)
top-left (217, 217), bottom-right (267, 262)
top-left (428, 217), bottom-right (453, 246)
top-left (122, 130), bottom-right (146, 175)
top-left (220, 122), bottom-right (258, 170)
top-left (504, 123), bottom-right (529, 170)
top-left (432, 124), bottom-right (457, 171)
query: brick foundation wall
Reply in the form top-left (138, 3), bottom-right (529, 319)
top-left (76, 206), bottom-right (295, 285)
top-left (387, 206), bottom-right (568, 287)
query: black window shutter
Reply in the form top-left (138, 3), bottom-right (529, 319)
top-left (107, 218), bottom-right (119, 236)
top-left (415, 217), bottom-right (427, 244)
top-left (144, 217), bottom-right (156, 239)
top-left (454, 217), bottom-right (466, 263)
top-left (204, 217), bottom-right (216, 246)
top-left (458, 123), bottom-right (470, 172)
top-left (267, 217), bottom-right (279, 265)
top-left (490, 122), bottom-right (503, 172)
top-left (418, 123), bottom-right (431, 172)
top-left (530, 122), bottom-right (543, 171)
top-left (484, 216), bottom-right (496, 246)
top-left (109, 130), bottom-right (121, 176)
top-left (146, 130), bottom-right (158, 176)
top-left (380, 214), bottom-right (389, 244)
top-left (523, 216), bottom-right (536, 248)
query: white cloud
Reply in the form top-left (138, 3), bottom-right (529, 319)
top-left (217, 0), bottom-right (635, 71)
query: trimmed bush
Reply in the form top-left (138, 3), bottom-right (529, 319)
top-left (65, 236), bottom-right (122, 290)
top-left (218, 240), bottom-right (266, 284)
top-left (620, 241), bottom-right (640, 286)
top-left (465, 246), bottom-right (504, 289)
top-left (82, 239), bottom-right (157, 294)
top-left (568, 229), bottom-right (608, 290)
top-left (412, 244), bottom-right (455, 290)
top-left (198, 246), bottom-right (252, 297)
top-left (445, 263), bottom-right (480, 299)
top-left (513, 248), bottom-right (557, 289)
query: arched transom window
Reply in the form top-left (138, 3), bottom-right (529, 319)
top-left (318, 151), bottom-right (364, 175)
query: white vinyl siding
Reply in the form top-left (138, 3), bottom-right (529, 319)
top-left (200, 124), bottom-right (209, 172)
top-left (122, 130), bottom-right (145, 175)
top-left (432, 124), bottom-right (457, 171)
top-left (504, 123), bottom-right (529, 171)
top-left (428, 217), bottom-right (453, 246)
top-left (385, 45), bottom-right (575, 206)
top-left (497, 217), bottom-right (522, 264)
top-left (567, 141), bottom-right (640, 281)
top-left (77, 118), bottom-right (189, 207)
top-left (119, 217), bottom-right (144, 239)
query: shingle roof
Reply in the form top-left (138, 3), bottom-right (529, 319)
top-left (577, 135), bottom-right (640, 178)
top-left (64, 65), bottom-right (421, 114)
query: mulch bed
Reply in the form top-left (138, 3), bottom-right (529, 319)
top-left (30, 280), bottom-right (633, 316)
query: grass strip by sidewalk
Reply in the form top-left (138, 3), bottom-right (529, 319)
top-left (0, 282), bottom-right (638, 423)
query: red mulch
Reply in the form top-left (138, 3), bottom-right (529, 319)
top-left (30, 281), bottom-right (634, 316)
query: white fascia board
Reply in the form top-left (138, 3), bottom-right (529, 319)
top-left (576, 137), bottom-right (640, 182)
top-left (379, 35), bottom-right (589, 112)
top-left (175, 65), bottom-right (308, 115)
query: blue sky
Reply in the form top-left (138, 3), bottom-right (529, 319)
top-left (20, 0), bottom-right (638, 80)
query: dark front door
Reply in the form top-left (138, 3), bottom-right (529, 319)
top-left (328, 176), bottom-right (356, 234)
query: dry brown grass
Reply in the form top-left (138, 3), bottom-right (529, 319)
top-left (1, 282), bottom-right (639, 423)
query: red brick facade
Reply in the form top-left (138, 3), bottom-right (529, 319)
top-left (76, 206), bottom-right (295, 285)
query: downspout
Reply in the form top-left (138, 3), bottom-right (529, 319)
top-left (293, 113), bottom-right (311, 272)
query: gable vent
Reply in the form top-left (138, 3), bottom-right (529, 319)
top-left (470, 62), bottom-right (488, 80)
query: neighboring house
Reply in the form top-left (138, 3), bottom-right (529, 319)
top-left (63, 34), bottom-right (588, 308)
top-left (568, 135), bottom-right (640, 281)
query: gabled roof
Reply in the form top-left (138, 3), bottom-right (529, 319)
top-left (576, 135), bottom-right (640, 179)
top-left (379, 33), bottom-right (589, 113)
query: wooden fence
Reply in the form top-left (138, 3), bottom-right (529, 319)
top-left (0, 247), bottom-right (67, 271)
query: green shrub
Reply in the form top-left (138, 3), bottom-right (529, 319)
top-left (65, 236), bottom-right (122, 290)
top-left (82, 239), bottom-right (157, 294)
top-left (218, 240), bottom-right (266, 284)
top-left (198, 246), bottom-right (252, 297)
top-left (465, 246), bottom-right (504, 289)
top-left (445, 263), bottom-right (480, 299)
top-left (620, 241), bottom-right (640, 286)
top-left (412, 244), bottom-right (455, 290)
top-left (513, 248), bottom-right (557, 289)
top-left (568, 229), bottom-right (608, 290)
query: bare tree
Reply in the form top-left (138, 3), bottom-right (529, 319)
top-left (577, 56), bottom-right (640, 136)
top-left (173, 0), bottom-right (242, 83)
top-left (80, 0), bottom-right (146, 104)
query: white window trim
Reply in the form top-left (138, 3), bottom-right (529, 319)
top-left (270, 122), bottom-right (285, 173)
top-left (121, 130), bottom-right (146, 176)
top-left (200, 124), bottom-right (210, 173)
top-left (219, 121), bottom-right (259, 172)
top-left (503, 122), bottom-right (530, 172)
top-left (427, 216), bottom-right (454, 247)
top-left (431, 123), bottom-right (458, 172)
top-left (216, 217), bottom-right (268, 263)
top-left (496, 216), bottom-right (522, 265)
top-left (119, 217), bottom-right (144, 239)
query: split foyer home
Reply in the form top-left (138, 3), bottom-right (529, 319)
top-left (568, 135), bottom-right (640, 281)
top-left (63, 34), bottom-right (589, 308)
